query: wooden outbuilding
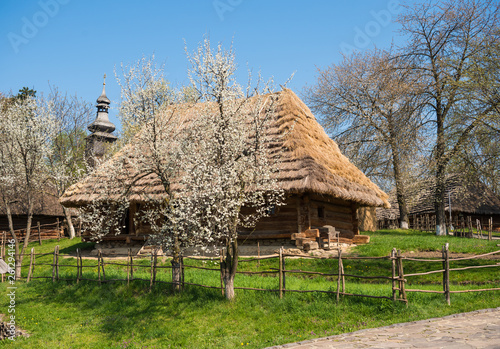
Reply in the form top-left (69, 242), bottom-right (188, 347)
top-left (61, 89), bottom-right (389, 244)
top-left (377, 175), bottom-right (500, 231)
top-left (0, 188), bottom-right (70, 240)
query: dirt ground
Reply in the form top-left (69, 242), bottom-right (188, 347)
top-left (237, 243), bottom-right (354, 258)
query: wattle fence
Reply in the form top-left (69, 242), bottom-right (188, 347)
top-left (5, 243), bottom-right (500, 305)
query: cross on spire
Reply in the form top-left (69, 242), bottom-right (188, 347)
top-left (103, 73), bottom-right (106, 85)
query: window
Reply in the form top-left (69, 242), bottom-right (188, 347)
top-left (266, 205), bottom-right (276, 215)
top-left (318, 206), bottom-right (325, 218)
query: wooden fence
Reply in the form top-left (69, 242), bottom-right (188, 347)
top-left (379, 215), bottom-right (497, 240)
top-left (7, 244), bottom-right (500, 305)
top-left (0, 220), bottom-right (65, 246)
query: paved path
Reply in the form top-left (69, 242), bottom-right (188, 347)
top-left (266, 308), bottom-right (500, 349)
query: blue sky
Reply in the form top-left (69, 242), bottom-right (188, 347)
top-left (0, 0), bottom-right (405, 130)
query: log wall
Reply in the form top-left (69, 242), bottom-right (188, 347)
top-left (89, 194), bottom-right (362, 242)
top-left (242, 194), bottom-right (360, 239)
top-left (307, 194), bottom-right (358, 238)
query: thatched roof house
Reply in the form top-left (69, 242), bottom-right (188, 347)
top-left (61, 89), bottom-right (389, 241)
top-left (0, 189), bottom-right (65, 231)
top-left (377, 175), bottom-right (500, 229)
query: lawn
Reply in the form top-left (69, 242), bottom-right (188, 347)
top-left (1, 230), bottom-right (499, 348)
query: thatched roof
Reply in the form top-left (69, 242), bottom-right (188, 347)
top-left (61, 89), bottom-right (389, 208)
top-left (377, 175), bottom-right (500, 220)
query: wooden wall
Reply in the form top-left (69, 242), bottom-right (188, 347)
top-left (306, 193), bottom-right (359, 238)
top-left (239, 197), bottom-right (298, 239)
top-left (241, 194), bottom-right (360, 239)
top-left (94, 194), bottom-right (362, 242)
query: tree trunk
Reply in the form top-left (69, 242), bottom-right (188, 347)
top-left (224, 275), bottom-right (235, 300)
top-left (387, 118), bottom-right (410, 230)
top-left (435, 109), bottom-right (447, 236)
top-left (435, 166), bottom-right (447, 236)
top-left (5, 204), bottom-right (21, 279)
top-left (221, 239), bottom-right (238, 300)
top-left (16, 199), bottom-right (34, 279)
top-left (63, 206), bottom-right (75, 239)
top-left (171, 236), bottom-right (181, 292)
top-left (392, 149), bottom-right (409, 230)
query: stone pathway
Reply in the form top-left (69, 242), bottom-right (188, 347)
top-left (265, 307), bottom-right (500, 349)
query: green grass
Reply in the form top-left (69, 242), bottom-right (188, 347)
top-left (1, 233), bottom-right (499, 348)
top-left (354, 229), bottom-right (500, 256)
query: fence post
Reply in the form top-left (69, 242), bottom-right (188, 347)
top-left (467, 216), bottom-right (473, 238)
top-left (79, 248), bottom-right (83, 281)
top-left (391, 248), bottom-right (397, 301)
top-left (127, 248), bottom-right (131, 286)
top-left (130, 249), bottom-right (134, 282)
top-left (52, 245), bottom-right (57, 282)
top-left (279, 247), bottom-right (283, 299)
top-left (149, 251), bottom-right (154, 292)
top-left (1, 232), bottom-right (4, 283)
top-left (153, 250), bottom-right (158, 288)
top-left (101, 250), bottom-right (106, 282)
top-left (27, 248), bottom-right (34, 282)
top-left (97, 250), bottom-right (102, 284)
top-left (181, 255), bottom-right (185, 291)
top-left (488, 218), bottom-right (493, 241)
top-left (442, 243), bottom-right (450, 305)
top-left (282, 247), bottom-right (286, 296)
top-left (337, 248), bottom-right (342, 302)
top-left (56, 245), bottom-right (60, 281)
top-left (220, 250), bottom-right (224, 297)
top-left (397, 250), bottom-right (407, 304)
top-left (76, 248), bottom-right (80, 284)
top-left (341, 258), bottom-right (345, 294)
top-left (37, 221), bottom-right (42, 245)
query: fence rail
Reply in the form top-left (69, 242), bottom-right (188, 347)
top-left (5, 243), bottom-right (499, 305)
top-left (1, 219), bottom-right (64, 246)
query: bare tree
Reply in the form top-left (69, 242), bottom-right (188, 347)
top-left (397, 0), bottom-right (500, 235)
top-left (304, 49), bottom-right (425, 229)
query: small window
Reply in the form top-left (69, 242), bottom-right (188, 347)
top-left (266, 205), bottom-right (276, 216)
top-left (318, 207), bottom-right (325, 218)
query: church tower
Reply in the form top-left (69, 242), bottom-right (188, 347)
top-left (85, 74), bottom-right (117, 168)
